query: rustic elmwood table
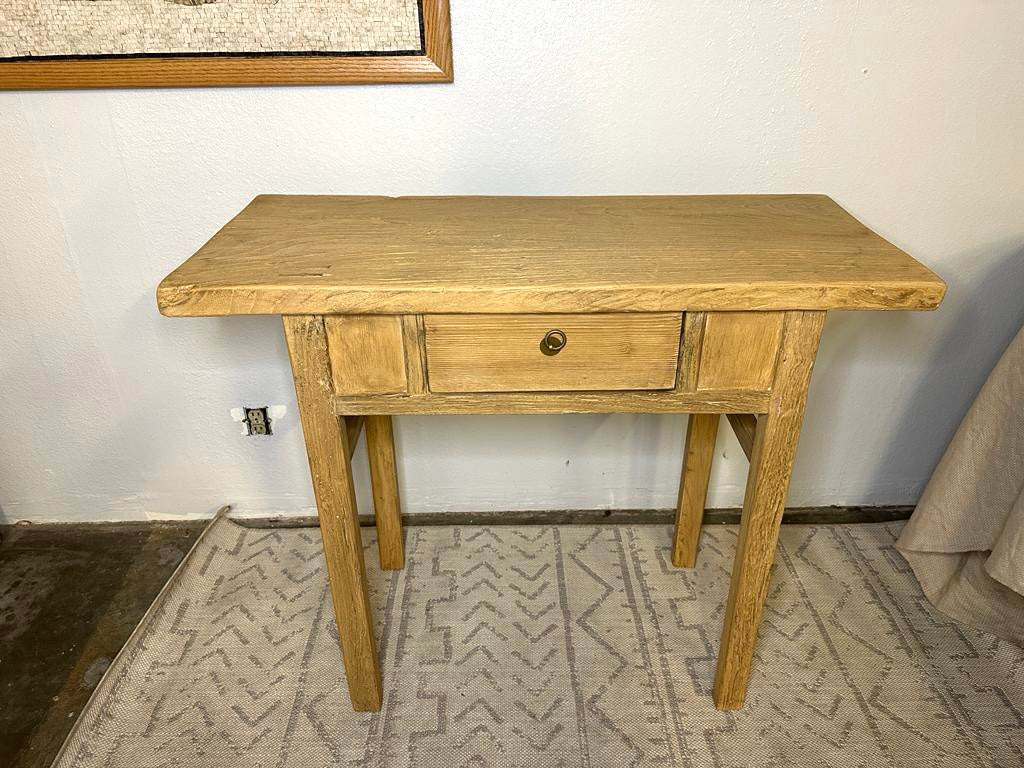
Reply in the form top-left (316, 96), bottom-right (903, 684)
top-left (157, 195), bottom-right (944, 712)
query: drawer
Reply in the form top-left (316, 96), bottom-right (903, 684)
top-left (423, 313), bottom-right (682, 393)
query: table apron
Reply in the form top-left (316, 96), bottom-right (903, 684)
top-left (331, 389), bottom-right (770, 415)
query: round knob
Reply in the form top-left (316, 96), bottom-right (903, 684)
top-left (540, 329), bottom-right (567, 356)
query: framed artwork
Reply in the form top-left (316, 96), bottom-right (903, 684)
top-left (0, 0), bottom-right (451, 89)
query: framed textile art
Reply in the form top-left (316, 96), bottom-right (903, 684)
top-left (0, 0), bottom-right (451, 88)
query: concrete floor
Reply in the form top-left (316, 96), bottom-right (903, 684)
top-left (0, 521), bottom-right (206, 768)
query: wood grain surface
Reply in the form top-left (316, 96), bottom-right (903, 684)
top-left (283, 315), bottom-right (382, 710)
top-left (677, 312), bottom-right (706, 391)
top-left (697, 312), bottom-right (785, 391)
top-left (365, 415), bottom-right (404, 570)
top-left (423, 313), bottom-right (682, 392)
top-left (713, 310), bottom-right (826, 709)
top-left (727, 414), bottom-right (757, 461)
top-left (343, 415), bottom-right (365, 458)
top-left (399, 315), bottom-right (428, 395)
top-left (332, 389), bottom-right (771, 416)
top-left (157, 195), bottom-right (946, 316)
top-left (326, 315), bottom-right (407, 395)
top-left (672, 413), bottom-right (721, 568)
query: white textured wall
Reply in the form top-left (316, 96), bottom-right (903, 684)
top-left (2, 1), bottom-right (1023, 523)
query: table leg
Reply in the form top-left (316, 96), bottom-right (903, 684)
top-left (366, 415), bottom-right (404, 570)
top-left (672, 413), bottom-right (720, 568)
top-left (284, 315), bottom-right (383, 711)
top-left (713, 310), bottom-right (824, 710)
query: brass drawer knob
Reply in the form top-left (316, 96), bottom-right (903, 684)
top-left (540, 329), bottom-right (567, 356)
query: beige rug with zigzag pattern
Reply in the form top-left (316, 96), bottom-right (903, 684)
top-left (53, 517), bottom-right (1024, 767)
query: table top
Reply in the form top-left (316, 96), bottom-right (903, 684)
top-left (157, 195), bottom-right (944, 316)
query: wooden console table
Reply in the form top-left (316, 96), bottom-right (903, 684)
top-left (157, 195), bottom-right (944, 712)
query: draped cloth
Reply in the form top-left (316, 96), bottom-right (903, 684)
top-left (897, 324), bottom-right (1024, 644)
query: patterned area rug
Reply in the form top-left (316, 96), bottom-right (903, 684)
top-left (53, 518), bottom-right (1024, 767)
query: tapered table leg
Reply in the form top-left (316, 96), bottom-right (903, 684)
top-left (673, 413), bottom-right (720, 568)
top-left (713, 310), bottom-right (824, 710)
top-left (284, 315), bottom-right (382, 712)
top-left (366, 415), bottom-right (404, 570)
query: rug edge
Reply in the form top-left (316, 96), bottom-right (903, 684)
top-left (48, 506), bottom-right (233, 768)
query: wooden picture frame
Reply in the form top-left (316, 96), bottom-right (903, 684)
top-left (0, 0), bottom-right (451, 89)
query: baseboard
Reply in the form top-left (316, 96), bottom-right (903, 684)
top-left (238, 505), bottom-right (915, 529)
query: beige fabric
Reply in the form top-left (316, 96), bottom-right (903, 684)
top-left (897, 323), bottom-right (1024, 644)
top-left (53, 517), bottom-right (1024, 767)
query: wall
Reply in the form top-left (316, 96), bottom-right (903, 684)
top-left (2, 1), bottom-right (1023, 523)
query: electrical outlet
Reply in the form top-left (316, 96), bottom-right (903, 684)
top-left (244, 407), bottom-right (272, 436)
top-left (230, 404), bottom-right (286, 436)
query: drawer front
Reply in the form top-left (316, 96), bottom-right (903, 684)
top-left (424, 313), bottom-right (682, 393)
